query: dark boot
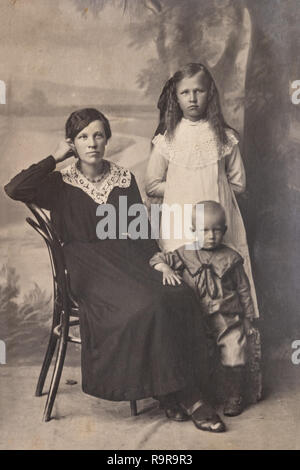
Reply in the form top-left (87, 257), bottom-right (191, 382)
top-left (176, 389), bottom-right (226, 432)
top-left (189, 402), bottom-right (226, 433)
top-left (154, 393), bottom-right (189, 422)
top-left (223, 366), bottom-right (245, 417)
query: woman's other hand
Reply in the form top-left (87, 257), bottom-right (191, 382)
top-left (53, 139), bottom-right (76, 163)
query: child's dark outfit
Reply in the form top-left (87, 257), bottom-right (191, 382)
top-left (150, 242), bottom-right (255, 415)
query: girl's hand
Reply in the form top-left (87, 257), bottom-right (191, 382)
top-left (161, 266), bottom-right (182, 286)
top-left (53, 139), bottom-right (76, 163)
top-left (244, 318), bottom-right (255, 336)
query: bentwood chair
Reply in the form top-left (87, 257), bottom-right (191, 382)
top-left (26, 203), bottom-right (137, 422)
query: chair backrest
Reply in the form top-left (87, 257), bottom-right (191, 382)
top-left (25, 203), bottom-right (75, 310)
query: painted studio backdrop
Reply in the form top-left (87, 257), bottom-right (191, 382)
top-left (0, 0), bottom-right (299, 449)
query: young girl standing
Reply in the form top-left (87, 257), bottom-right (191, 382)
top-left (145, 63), bottom-right (259, 318)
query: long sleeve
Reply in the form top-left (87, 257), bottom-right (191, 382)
top-left (145, 135), bottom-right (169, 198)
top-left (149, 250), bottom-right (184, 271)
top-left (225, 144), bottom-right (246, 194)
top-left (4, 155), bottom-right (62, 211)
top-left (232, 262), bottom-right (255, 319)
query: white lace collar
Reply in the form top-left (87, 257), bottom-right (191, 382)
top-left (60, 160), bottom-right (131, 204)
top-left (181, 117), bottom-right (209, 127)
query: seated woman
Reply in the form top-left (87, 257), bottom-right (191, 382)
top-left (4, 108), bottom-right (225, 432)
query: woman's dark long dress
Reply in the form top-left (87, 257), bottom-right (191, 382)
top-left (4, 156), bottom-right (208, 401)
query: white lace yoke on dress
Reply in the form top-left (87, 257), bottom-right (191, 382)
top-left (152, 118), bottom-right (239, 206)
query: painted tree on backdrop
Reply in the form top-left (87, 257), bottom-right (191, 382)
top-left (74, 0), bottom-right (251, 131)
top-left (241, 0), bottom-right (300, 342)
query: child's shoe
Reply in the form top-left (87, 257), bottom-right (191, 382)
top-left (223, 366), bottom-right (245, 417)
top-left (223, 396), bottom-right (243, 417)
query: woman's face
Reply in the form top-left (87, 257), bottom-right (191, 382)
top-left (73, 120), bottom-right (107, 166)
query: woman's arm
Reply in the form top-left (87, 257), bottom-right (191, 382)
top-left (145, 140), bottom-right (169, 198)
top-left (4, 156), bottom-right (61, 210)
top-left (124, 173), bottom-right (160, 258)
top-left (225, 145), bottom-right (246, 194)
top-left (4, 140), bottom-right (74, 210)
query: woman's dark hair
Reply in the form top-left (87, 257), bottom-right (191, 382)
top-left (65, 108), bottom-right (112, 141)
top-left (154, 63), bottom-right (236, 145)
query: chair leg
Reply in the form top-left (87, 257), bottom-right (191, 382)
top-left (35, 331), bottom-right (58, 397)
top-left (130, 400), bottom-right (137, 417)
top-left (35, 305), bottom-right (61, 397)
top-left (43, 311), bottom-right (69, 422)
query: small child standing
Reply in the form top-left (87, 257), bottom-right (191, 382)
top-left (150, 201), bottom-right (255, 417)
top-left (145, 62), bottom-right (259, 319)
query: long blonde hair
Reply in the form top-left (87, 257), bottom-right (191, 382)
top-left (154, 63), bottom-right (237, 144)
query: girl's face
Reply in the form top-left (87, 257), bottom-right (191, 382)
top-left (176, 71), bottom-right (210, 121)
top-left (73, 120), bottom-right (107, 166)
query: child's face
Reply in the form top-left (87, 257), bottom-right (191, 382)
top-left (176, 71), bottom-right (210, 122)
top-left (193, 209), bottom-right (225, 250)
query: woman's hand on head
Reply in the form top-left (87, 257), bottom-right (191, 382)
top-left (53, 139), bottom-right (76, 163)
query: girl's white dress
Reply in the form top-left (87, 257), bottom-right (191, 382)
top-left (145, 118), bottom-right (259, 318)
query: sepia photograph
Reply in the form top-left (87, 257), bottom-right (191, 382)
top-left (0, 0), bottom-right (300, 452)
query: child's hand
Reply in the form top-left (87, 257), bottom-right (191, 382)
top-left (244, 318), bottom-right (255, 336)
top-left (161, 266), bottom-right (182, 286)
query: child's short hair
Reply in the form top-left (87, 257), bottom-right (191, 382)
top-left (193, 200), bottom-right (227, 230)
